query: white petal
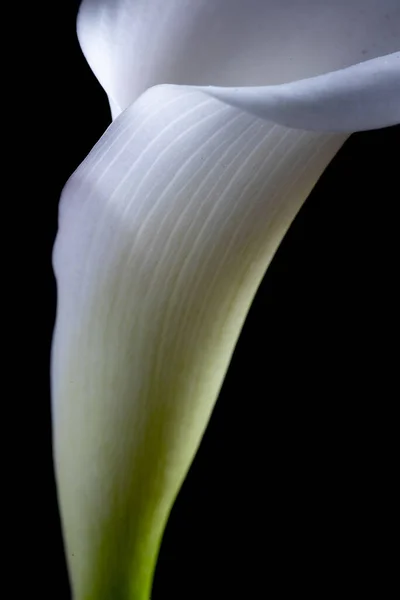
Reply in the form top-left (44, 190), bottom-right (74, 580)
top-left (77, 0), bottom-right (400, 115)
top-left (199, 53), bottom-right (400, 131)
top-left (52, 85), bottom-right (346, 598)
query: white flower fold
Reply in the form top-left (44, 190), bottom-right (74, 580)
top-left (52, 1), bottom-right (400, 599)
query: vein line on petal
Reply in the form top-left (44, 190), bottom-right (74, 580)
top-left (72, 93), bottom-right (212, 321)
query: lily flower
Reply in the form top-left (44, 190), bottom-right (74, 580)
top-left (52, 1), bottom-right (400, 598)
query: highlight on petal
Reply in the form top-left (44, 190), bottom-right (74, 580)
top-left (52, 84), bottom-right (346, 599)
top-left (77, 0), bottom-right (400, 116)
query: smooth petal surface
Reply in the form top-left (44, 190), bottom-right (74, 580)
top-left (52, 85), bottom-right (346, 599)
top-left (200, 53), bottom-right (400, 131)
top-left (77, 0), bottom-right (400, 117)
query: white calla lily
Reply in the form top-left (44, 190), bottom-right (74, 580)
top-left (52, 1), bottom-right (400, 599)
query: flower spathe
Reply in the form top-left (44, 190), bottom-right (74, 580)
top-left (52, 1), bottom-right (400, 598)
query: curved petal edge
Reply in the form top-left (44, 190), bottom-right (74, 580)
top-left (198, 53), bottom-right (400, 132)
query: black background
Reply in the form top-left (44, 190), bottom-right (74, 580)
top-left (12, 1), bottom-right (398, 598)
